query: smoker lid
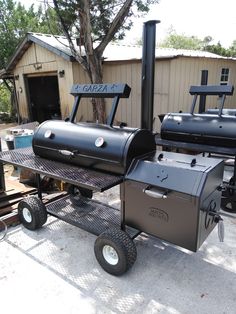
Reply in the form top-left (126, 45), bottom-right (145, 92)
top-left (126, 150), bottom-right (223, 196)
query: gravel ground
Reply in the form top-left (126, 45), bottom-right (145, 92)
top-left (1, 186), bottom-right (236, 314)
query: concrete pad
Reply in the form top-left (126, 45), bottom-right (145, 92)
top-left (1, 194), bottom-right (236, 314)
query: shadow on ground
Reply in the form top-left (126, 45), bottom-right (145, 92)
top-left (3, 212), bottom-right (236, 314)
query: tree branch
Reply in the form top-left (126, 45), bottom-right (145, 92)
top-left (52, 0), bottom-right (89, 72)
top-left (95, 0), bottom-right (133, 57)
top-left (79, 0), bottom-right (94, 57)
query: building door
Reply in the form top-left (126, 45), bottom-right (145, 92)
top-left (27, 75), bottom-right (61, 123)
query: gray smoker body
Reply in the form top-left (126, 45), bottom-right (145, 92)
top-left (123, 150), bottom-right (224, 252)
top-left (33, 120), bottom-right (156, 175)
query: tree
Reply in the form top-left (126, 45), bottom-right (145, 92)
top-left (203, 41), bottom-right (232, 57)
top-left (229, 40), bottom-right (236, 57)
top-left (160, 29), bottom-right (236, 58)
top-left (0, 0), bottom-right (62, 121)
top-left (0, 0), bottom-right (62, 69)
top-left (160, 29), bottom-right (203, 50)
top-left (0, 83), bottom-right (11, 113)
top-left (45, 0), bottom-right (159, 123)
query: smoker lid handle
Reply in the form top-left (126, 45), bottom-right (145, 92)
top-left (59, 150), bottom-right (75, 157)
top-left (143, 187), bottom-right (167, 199)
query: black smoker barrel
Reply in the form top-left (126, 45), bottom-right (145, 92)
top-left (161, 85), bottom-right (235, 148)
top-left (161, 113), bottom-right (236, 148)
top-left (33, 83), bottom-right (156, 175)
top-left (33, 121), bottom-right (156, 175)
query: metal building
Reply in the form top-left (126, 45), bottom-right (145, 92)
top-left (2, 33), bottom-right (236, 132)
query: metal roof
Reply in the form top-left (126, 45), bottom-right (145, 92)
top-left (5, 33), bottom-right (75, 72)
top-left (103, 44), bottom-right (229, 61)
top-left (5, 32), bottom-right (235, 72)
top-left (0, 68), bottom-right (13, 80)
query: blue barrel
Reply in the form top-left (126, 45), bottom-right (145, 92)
top-left (14, 134), bottom-right (33, 149)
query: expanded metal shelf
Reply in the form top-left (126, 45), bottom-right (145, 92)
top-left (0, 147), bottom-right (123, 192)
top-left (47, 195), bottom-right (139, 237)
top-left (47, 195), bottom-right (120, 235)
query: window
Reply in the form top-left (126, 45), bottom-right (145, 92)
top-left (220, 68), bottom-right (230, 85)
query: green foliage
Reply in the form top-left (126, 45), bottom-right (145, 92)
top-left (228, 40), bottom-right (236, 57)
top-left (160, 29), bottom-right (236, 57)
top-left (40, 7), bottom-right (63, 35)
top-left (51, 0), bottom-right (159, 42)
top-left (160, 30), bottom-right (203, 50)
top-left (204, 42), bottom-right (232, 57)
top-left (0, 82), bottom-right (11, 113)
top-left (0, 0), bottom-right (62, 69)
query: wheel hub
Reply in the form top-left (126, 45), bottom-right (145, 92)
top-left (22, 207), bottom-right (32, 223)
top-left (102, 245), bottom-right (119, 265)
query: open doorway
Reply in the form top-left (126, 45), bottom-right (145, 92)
top-left (26, 75), bottom-right (61, 123)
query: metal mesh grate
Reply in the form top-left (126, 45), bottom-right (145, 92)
top-left (46, 195), bottom-right (139, 237)
top-left (47, 195), bottom-right (120, 235)
top-left (0, 147), bottom-right (123, 191)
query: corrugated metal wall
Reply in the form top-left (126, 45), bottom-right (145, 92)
top-left (72, 63), bottom-right (92, 122)
top-left (168, 57), bottom-right (236, 114)
top-left (104, 57), bottom-right (236, 131)
top-left (103, 62), bottom-right (142, 127)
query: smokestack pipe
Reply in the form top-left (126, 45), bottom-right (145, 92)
top-left (141, 20), bottom-right (160, 131)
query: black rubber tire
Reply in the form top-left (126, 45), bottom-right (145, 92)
top-left (18, 196), bottom-right (47, 230)
top-left (221, 177), bottom-right (236, 213)
top-left (94, 228), bottom-right (137, 276)
top-left (221, 199), bottom-right (236, 213)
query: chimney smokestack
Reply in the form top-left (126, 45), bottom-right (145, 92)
top-left (141, 20), bottom-right (160, 131)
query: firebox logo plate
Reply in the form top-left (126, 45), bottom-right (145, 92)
top-left (149, 207), bottom-right (169, 222)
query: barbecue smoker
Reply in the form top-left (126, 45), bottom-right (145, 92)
top-left (0, 21), bottom-right (226, 276)
top-left (0, 83), bottom-right (224, 276)
top-left (157, 84), bottom-right (236, 213)
top-left (160, 85), bottom-right (235, 147)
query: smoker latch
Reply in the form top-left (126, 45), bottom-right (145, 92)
top-left (143, 186), bottom-right (167, 199)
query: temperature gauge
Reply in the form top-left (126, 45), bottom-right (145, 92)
top-left (95, 137), bottom-right (105, 147)
top-left (44, 130), bottom-right (53, 139)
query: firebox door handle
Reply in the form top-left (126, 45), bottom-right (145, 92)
top-left (143, 187), bottom-right (167, 199)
